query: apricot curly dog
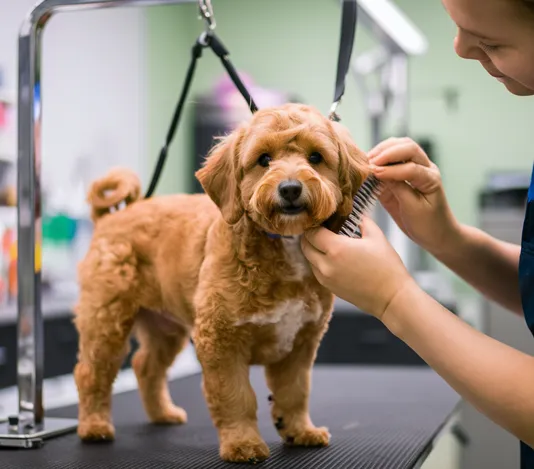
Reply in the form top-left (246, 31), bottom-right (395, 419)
top-left (73, 103), bottom-right (369, 463)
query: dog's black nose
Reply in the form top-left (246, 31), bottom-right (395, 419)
top-left (278, 180), bottom-right (303, 203)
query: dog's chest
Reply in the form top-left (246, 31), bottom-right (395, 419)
top-left (281, 237), bottom-right (312, 281)
top-left (235, 236), bottom-right (322, 362)
top-left (236, 297), bottom-right (322, 361)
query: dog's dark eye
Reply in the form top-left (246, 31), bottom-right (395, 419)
top-left (258, 153), bottom-right (272, 168)
top-left (309, 152), bottom-right (323, 165)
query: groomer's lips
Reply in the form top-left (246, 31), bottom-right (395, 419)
top-left (481, 63), bottom-right (507, 81)
top-left (479, 61), bottom-right (534, 96)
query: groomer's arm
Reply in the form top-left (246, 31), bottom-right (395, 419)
top-left (429, 223), bottom-right (522, 314)
top-left (383, 282), bottom-right (534, 447)
top-left (301, 218), bottom-right (532, 448)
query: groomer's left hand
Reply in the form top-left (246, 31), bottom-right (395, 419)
top-left (301, 217), bottom-right (414, 320)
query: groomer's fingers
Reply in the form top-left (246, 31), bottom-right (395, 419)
top-left (302, 227), bottom-right (339, 254)
top-left (367, 137), bottom-right (407, 160)
top-left (302, 236), bottom-right (339, 282)
top-left (370, 140), bottom-right (431, 168)
top-left (300, 233), bottom-right (325, 269)
top-left (373, 162), bottom-right (441, 194)
top-left (359, 216), bottom-right (384, 238)
top-left (309, 264), bottom-right (325, 285)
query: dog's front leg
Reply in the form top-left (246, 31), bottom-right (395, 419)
top-left (194, 328), bottom-right (269, 463)
top-left (265, 323), bottom-right (330, 447)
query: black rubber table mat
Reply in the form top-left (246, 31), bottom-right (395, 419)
top-left (0, 365), bottom-right (460, 469)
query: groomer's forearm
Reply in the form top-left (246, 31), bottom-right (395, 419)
top-left (384, 282), bottom-right (534, 448)
top-left (431, 223), bottom-right (522, 314)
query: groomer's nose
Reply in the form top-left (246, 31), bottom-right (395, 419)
top-left (278, 180), bottom-right (303, 203)
top-left (454, 29), bottom-right (487, 61)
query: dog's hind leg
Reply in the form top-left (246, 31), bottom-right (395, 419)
top-left (73, 239), bottom-right (139, 441)
top-left (132, 311), bottom-right (189, 425)
top-left (74, 296), bottom-right (136, 441)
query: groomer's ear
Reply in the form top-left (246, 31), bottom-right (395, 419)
top-left (195, 126), bottom-right (246, 225)
top-left (331, 121), bottom-right (370, 216)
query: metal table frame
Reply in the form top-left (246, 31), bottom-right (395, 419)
top-left (0, 0), bottom-right (196, 448)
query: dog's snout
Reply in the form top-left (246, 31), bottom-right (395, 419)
top-left (278, 180), bottom-right (303, 202)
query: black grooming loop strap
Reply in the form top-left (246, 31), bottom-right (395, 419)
top-left (329, 0), bottom-right (358, 122)
top-left (144, 32), bottom-right (258, 198)
top-left (144, 0), bottom-right (358, 198)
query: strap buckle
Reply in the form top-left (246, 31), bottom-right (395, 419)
top-left (328, 100), bottom-right (341, 122)
top-left (329, 0), bottom-right (358, 123)
top-left (198, 0), bottom-right (216, 32)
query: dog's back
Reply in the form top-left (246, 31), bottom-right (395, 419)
top-left (85, 166), bottom-right (218, 241)
top-left (78, 167), bottom-right (220, 326)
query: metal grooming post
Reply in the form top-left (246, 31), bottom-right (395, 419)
top-left (349, 0), bottom-right (428, 273)
top-left (0, 0), bottom-right (196, 449)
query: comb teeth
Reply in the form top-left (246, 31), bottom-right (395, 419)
top-left (338, 175), bottom-right (382, 238)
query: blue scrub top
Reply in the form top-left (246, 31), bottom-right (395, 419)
top-left (519, 164), bottom-right (534, 468)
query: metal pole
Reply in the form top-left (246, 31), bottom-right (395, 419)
top-left (0, 0), bottom-right (195, 449)
top-left (386, 53), bottom-right (427, 274)
top-left (352, 49), bottom-right (425, 274)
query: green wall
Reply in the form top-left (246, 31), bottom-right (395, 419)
top-left (146, 0), bottom-right (534, 293)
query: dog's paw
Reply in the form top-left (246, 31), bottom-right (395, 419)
top-left (285, 426), bottom-right (330, 447)
top-left (78, 418), bottom-right (115, 442)
top-left (220, 438), bottom-right (270, 463)
top-left (150, 405), bottom-right (188, 425)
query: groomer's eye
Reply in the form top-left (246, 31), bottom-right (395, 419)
top-left (258, 153), bottom-right (272, 168)
top-left (479, 42), bottom-right (500, 52)
top-left (308, 152), bottom-right (323, 165)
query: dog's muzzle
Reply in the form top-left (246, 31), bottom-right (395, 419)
top-left (277, 180), bottom-right (306, 215)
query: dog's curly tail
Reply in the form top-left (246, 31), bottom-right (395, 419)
top-left (87, 167), bottom-right (142, 223)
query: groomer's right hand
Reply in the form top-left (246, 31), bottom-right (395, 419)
top-left (368, 137), bottom-right (460, 257)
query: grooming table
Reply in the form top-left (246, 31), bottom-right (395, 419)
top-left (0, 366), bottom-right (460, 469)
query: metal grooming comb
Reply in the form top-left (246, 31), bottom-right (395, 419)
top-left (338, 174), bottom-right (382, 238)
top-left (323, 174), bottom-right (383, 238)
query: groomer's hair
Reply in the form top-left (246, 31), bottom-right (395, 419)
top-left (518, 0), bottom-right (534, 13)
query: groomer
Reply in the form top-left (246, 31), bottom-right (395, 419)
top-left (301, 0), bottom-right (534, 466)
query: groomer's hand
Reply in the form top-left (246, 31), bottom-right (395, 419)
top-left (368, 137), bottom-right (460, 257)
top-left (301, 217), bottom-right (415, 320)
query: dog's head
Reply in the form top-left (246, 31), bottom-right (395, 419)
top-left (196, 103), bottom-right (369, 236)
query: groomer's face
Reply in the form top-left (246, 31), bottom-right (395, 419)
top-left (443, 0), bottom-right (534, 96)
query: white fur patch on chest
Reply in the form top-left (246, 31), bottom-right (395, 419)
top-left (282, 236), bottom-right (312, 281)
top-left (236, 299), bottom-right (322, 356)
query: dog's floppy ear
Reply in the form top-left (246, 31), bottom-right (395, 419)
top-left (331, 121), bottom-right (370, 216)
top-left (195, 127), bottom-right (246, 225)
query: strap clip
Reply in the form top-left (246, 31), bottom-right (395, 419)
top-left (198, 0), bottom-right (216, 32)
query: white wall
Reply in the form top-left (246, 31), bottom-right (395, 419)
top-left (0, 1), bottom-right (148, 212)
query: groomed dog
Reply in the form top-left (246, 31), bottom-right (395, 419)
top-left (74, 103), bottom-right (369, 463)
